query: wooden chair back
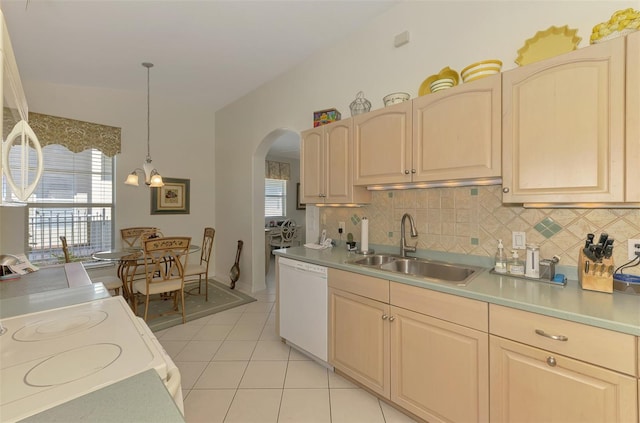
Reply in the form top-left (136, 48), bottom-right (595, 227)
top-left (142, 236), bottom-right (191, 290)
top-left (199, 227), bottom-right (215, 269)
top-left (121, 227), bottom-right (160, 249)
top-left (59, 236), bottom-right (71, 263)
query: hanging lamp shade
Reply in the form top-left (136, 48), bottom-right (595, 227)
top-left (124, 62), bottom-right (163, 187)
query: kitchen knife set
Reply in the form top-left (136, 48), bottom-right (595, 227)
top-left (583, 232), bottom-right (614, 262)
top-left (579, 232), bottom-right (615, 293)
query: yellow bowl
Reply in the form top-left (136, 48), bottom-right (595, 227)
top-left (419, 67), bottom-right (459, 96)
top-left (461, 60), bottom-right (502, 79)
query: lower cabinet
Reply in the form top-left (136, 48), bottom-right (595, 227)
top-left (390, 305), bottom-right (488, 423)
top-left (328, 269), bottom-right (489, 422)
top-left (490, 336), bottom-right (637, 423)
top-left (328, 287), bottom-right (390, 397)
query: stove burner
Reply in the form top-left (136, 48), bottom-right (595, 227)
top-left (13, 310), bottom-right (108, 342)
top-left (24, 343), bottom-right (122, 387)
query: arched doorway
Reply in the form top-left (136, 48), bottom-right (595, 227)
top-left (250, 128), bottom-right (301, 292)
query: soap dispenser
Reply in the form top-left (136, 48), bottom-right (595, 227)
top-left (508, 250), bottom-right (525, 275)
top-left (494, 239), bottom-right (507, 274)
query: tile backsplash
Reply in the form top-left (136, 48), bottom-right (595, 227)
top-left (320, 185), bottom-right (640, 276)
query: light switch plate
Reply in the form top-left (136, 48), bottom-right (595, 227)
top-left (627, 239), bottom-right (640, 260)
top-left (512, 232), bottom-right (526, 249)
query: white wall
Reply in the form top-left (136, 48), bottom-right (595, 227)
top-left (215, 1), bottom-right (637, 292)
top-left (21, 80), bottom-right (216, 272)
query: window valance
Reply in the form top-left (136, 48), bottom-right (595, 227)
top-left (265, 160), bottom-right (290, 180)
top-left (25, 111), bottom-right (122, 158)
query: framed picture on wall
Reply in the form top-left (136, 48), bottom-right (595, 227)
top-left (296, 183), bottom-right (305, 210)
top-left (151, 178), bottom-right (190, 214)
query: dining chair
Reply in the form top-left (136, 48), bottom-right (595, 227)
top-left (120, 227), bottom-right (161, 249)
top-left (132, 236), bottom-right (191, 323)
top-left (119, 227), bottom-right (161, 285)
top-left (59, 236), bottom-right (123, 295)
top-left (269, 219), bottom-right (298, 252)
top-left (184, 227), bottom-right (215, 301)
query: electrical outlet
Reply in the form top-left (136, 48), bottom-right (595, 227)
top-left (338, 222), bottom-right (345, 232)
top-left (512, 231), bottom-right (526, 249)
top-left (627, 239), bottom-right (640, 260)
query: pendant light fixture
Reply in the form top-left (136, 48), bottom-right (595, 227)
top-left (124, 62), bottom-right (164, 187)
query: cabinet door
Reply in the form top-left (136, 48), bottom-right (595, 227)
top-left (353, 101), bottom-right (412, 185)
top-left (390, 306), bottom-right (489, 423)
top-left (329, 288), bottom-right (390, 398)
top-left (627, 31), bottom-right (640, 202)
top-left (324, 120), bottom-right (353, 203)
top-left (300, 127), bottom-right (324, 203)
top-left (413, 74), bottom-right (501, 183)
top-left (502, 36), bottom-right (625, 203)
top-left (490, 336), bottom-right (638, 423)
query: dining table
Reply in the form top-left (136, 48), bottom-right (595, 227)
top-left (93, 244), bottom-right (200, 307)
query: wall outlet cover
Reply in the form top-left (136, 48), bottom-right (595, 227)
top-left (627, 239), bottom-right (640, 260)
top-left (512, 231), bottom-right (526, 249)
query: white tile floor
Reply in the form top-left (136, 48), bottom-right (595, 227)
top-left (155, 257), bottom-right (419, 423)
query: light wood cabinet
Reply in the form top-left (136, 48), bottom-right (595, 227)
top-left (412, 74), bottom-right (501, 182)
top-left (328, 269), bottom-right (489, 422)
top-left (502, 36), bottom-right (626, 203)
top-left (489, 304), bottom-right (638, 423)
top-left (300, 119), bottom-right (370, 204)
top-left (390, 305), bottom-right (488, 423)
top-left (353, 79), bottom-right (501, 187)
top-left (490, 336), bottom-right (637, 423)
top-left (328, 287), bottom-right (390, 397)
top-left (627, 31), bottom-right (640, 202)
top-left (353, 101), bottom-right (413, 185)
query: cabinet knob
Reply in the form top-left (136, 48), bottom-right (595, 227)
top-left (388, 316), bottom-right (395, 322)
top-left (382, 314), bottom-right (388, 320)
top-left (404, 170), bottom-right (410, 175)
top-left (502, 187), bottom-right (510, 193)
top-left (546, 356), bottom-right (557, 367)
top-left (411, 169), bottom-right (416, 174)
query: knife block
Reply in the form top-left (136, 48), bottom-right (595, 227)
top-left (578, 249), bottom-right (613, 293)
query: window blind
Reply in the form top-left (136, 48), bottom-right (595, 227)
top-left (265, 178), bottom-right (286, 217)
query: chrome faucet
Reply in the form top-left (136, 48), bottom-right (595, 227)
top-left (400, 213), bottom-right (418, 257)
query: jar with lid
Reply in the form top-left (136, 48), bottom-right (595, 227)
top-left (349, 91), bottom-right (371, 116)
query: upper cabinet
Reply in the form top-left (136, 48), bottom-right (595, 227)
top-left (626, 31), bottom-right (640, 202)
top-left (300, 119), bottom-right (370, 204)
top-left (353, 76), bottom-right (501, 186)
top-left (501, 36), bottom-right (626, 203)
top-left (413, 74), bottom-right (501, 182)
top-left (353, 101), bottom-right (413, 186)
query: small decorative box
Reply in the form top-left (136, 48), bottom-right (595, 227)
top-left (313, 108), bottom-right (341, 127)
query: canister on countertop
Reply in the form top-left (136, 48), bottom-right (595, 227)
top-left (525, 244), bottom-right (540, 278)
top-left (539, 259), bottom-right (556, 281)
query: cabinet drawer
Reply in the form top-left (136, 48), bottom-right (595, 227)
top-left (328, 268), bottom-right (389, 303)
top-left (490, 304), bottom-right (636, 375)
top-left (390, 282), bottom-right (487, 332)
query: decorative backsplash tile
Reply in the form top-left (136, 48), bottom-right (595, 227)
top-left (320, 186), bottom-right (640, 275)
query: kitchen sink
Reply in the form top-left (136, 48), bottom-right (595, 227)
top-left (380, 259), bottom-right (478, 283)
top-left (350, 254), bottom-right (399, 266)
top-left (347, 254), bottom-right (483, 285)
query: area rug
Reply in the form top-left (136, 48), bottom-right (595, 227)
top-left (142, 279), bottom-right (256, 332)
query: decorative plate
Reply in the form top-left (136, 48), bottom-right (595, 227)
top-left (591, 8), bottom-right (640, 44)
top-left (515, 25), bottom-right (581, 66)
top-left (418, 67), bottom-right (459, 96)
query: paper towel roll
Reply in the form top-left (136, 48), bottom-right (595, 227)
top-left (361, 217), bottom-right (369, 252)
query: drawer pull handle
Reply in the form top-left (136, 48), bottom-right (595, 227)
top-left (535, 329), bottom-right (568, 342)
top-left (546, 356), bottom-right (557, 367)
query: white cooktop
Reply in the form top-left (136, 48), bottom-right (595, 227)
top-left (0, 296), bottom-right (168, 422)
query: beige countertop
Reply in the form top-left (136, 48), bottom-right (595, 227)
top-left (274, 245), bottom-right (640, 336)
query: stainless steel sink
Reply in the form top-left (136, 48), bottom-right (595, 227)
top-left (347, 254), bottom-right (482, 285)
top-left (380, 259), bottom-right (478, 283)
top-left (350, 254), bottom-right (399, 266)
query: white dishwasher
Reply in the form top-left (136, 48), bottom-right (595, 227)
top-left (278, 257), bottom-right (328, 362)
